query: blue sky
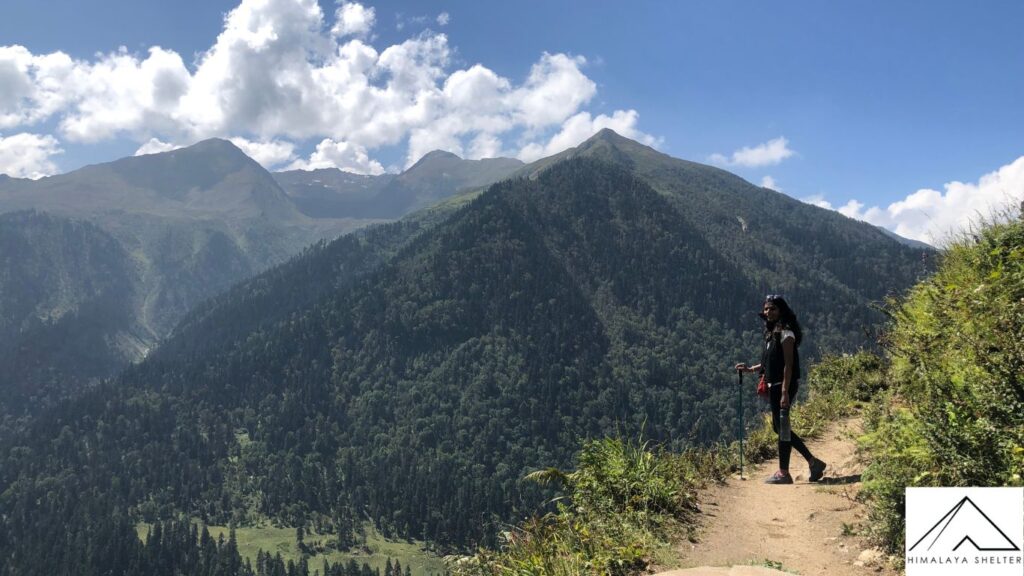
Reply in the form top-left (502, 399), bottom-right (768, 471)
top-left (1, 0), bottom-right (1022, 244)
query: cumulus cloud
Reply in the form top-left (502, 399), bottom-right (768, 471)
top-left (801, 193), bottom-right (832, 209)
top-left (0, 132), bottom-right (63, 178)
top-left (134, 137), bottom-right (182, 155)
top-left (710, 137), bottom-right (795, 168)
top-left (60, 46), bottom-right (191, 142)
top-left (514, 53), bottom-right (596, 130)
top-left (811, 156), bottom-right (1024, 246)
top-left (1, 0), bottom-right (658, 173)
top-left (229, 137), bottom-right (296, 168)
top-left (760, 176), bottom-right (780, 191)
top-left (436, 12), bottom-right (450, 26)
top-left (287, 138), bottom-right (385, 174)
top-left (332, 2), bottom-right (376, 38)
top-left (0, 45), bottom-right (77, 129)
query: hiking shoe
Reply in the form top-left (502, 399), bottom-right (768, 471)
top-left (764, 470), bottom-right (793, 484)
top-left (809, 458), bottom-right (827, 482)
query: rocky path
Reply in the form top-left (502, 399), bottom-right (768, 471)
top-left (655, 418), bottom-right (895, 576)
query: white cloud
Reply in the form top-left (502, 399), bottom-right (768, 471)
top-left (801, 194), bottom-right (832, 209)
top-left (229, 137), bottom-right (296, 168)
top-left (468, 133), bottom-right (502, 159)
top-left (514, 53), bottom-right (596, 130)
top-left (287, 138), bottom-right (384, 174)
top-left (407, 123), bottom-right (464, 164)
top-left (517, 109), bottom-right (660, 162)
top-left (436, 12), bottom-right (450, 26)
top-left (442, 65), bottom-right (510, 114)
top-left (395, 13), bottom-right (430, 32)
top-left (178, 0), bottom-right (332, 138)
top-left (134, 137), bottom-right (182, 155)
top-left (332, 2), bottom-right (376, 38)
top-left (0, 45), bottom-right (76, 129)
top-left (760, 175), bottom-right (780, 191)
top-left (59, 46), bottom-right (191, 142)
top-left (710, 137), bottom-right (795, 168)
top-left (0, 132), bottom-right (63, 178)
top-left (1, 0), bottom-right (657, 173)
top-left (817, 156), bottom-right (1024, 245)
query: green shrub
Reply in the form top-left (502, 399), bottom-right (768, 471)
top-left (450, 434), bottom-right (699, 576)
top-left (860, 216), bottom-right (1024, 554)
top-left (809, 351), bottom-right (886, 403)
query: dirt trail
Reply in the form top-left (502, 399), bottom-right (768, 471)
top-left (656, 418), bottom-right (896, 576)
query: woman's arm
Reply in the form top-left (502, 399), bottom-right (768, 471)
top-left (781, 336), bottom-right (795, 408)
top-left (734, 362), bottom-right (762, 373)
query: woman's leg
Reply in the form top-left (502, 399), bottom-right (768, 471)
top-left (786, 381), bottom-right (814, 463)
top-left (770, 384), bottom-right (793, 471)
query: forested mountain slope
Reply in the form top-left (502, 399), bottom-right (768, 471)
top-left (0, 136), bottom-right (933, 574)
top-left (519, 129), bottom-right (932, 352)
top-left (0, 211), bottom-right (139, 408)
top-left (0, 140), bottom-right (349, 410)
top-left (0, 142), bottom-right (523, 414)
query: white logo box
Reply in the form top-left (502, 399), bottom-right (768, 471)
top-left (905, 487), bottom-right (1023, 576)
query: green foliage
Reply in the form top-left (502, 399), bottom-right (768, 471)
top-left (755, 559), bottom-right (785, 571)
top-left (808, 351), bottom-right (886, 403)
top-left (194, 522), bottom-right (446, 576)
top-left (860, 215), bottom-right (1024, 553)
top-left (450, 434), bottom-right (700, 576)
top-left (572, 437), bottom-right (694, 520)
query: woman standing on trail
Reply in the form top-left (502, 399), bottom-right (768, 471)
top-left (735, 295), bottom-right (827, 484)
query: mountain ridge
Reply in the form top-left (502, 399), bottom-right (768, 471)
top-left (273, 149), bottom-right (524, 220)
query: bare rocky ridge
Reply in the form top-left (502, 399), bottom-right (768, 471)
top-left (656, 418), bottom-right (897, 576)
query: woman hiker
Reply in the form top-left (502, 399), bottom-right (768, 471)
top-left (734, 295), bottom-right (827, 484)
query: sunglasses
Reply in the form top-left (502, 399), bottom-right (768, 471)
top-left (765, 294), bottom-right (784, 301)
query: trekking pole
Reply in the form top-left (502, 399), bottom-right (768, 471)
top-left (737, 368), bottom-right (745, 480)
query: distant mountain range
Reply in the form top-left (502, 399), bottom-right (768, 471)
top-left (0, 129), bottom-right (936, 570)
top-left (0, 140), bottom-right (522, 410)
top-left (274, 151), bottom-right (523, 219)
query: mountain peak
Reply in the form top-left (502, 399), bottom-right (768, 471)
top-left (415, 150), bottom-right (462, 165)
top-left (22, 135), bottom-right (305, 221)
top-left (162, 138), bottom-right (254, 166)
top-left (189, 137), bottom-right (245, 153)
top-left (514, 129), bottom-right (665, 180)
top-left (577, 128), bottom-right (654, 155)
top-left (589, 127), bottom-right (626, 142)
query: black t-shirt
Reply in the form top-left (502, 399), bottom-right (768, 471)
top-left (761, 327), bottom-right (800, 385)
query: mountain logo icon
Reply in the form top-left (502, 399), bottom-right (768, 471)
top-left (909, 496), bottom-right (1022, 552)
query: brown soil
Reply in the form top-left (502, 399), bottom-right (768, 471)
top-left (656, 417), bottom-right (898, 576)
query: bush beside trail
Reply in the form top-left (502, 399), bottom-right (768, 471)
top-left (860, 216), bottom-right (1024, 555)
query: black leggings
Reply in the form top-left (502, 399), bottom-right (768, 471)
top-left (770, 380), bottom-right (814, 470)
